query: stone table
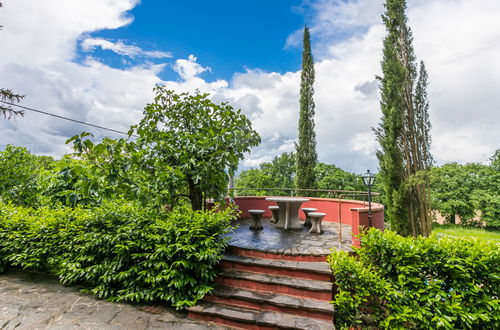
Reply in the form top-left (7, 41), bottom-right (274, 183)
top-left (265, 197), bottom-right (310, 230)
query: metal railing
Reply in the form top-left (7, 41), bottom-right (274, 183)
top-left (229, 187), bottom-right (380, 202)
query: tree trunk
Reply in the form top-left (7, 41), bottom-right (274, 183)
top-left (188, 178), bottom-right (203, 211)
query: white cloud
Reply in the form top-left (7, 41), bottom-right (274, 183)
top-left (0, 0), bottom-right (157, 157)
top-left (1, 0), bottom-right (499, 175)
top-left (81, 38), bottom-right (172, 58)
top-left (0, 0), bottom-right (139, 65)
top-left (172, 55), bottom-right (210, 81)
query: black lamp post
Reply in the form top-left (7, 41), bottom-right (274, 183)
top-left (362, 170), bottom-right (376, 227)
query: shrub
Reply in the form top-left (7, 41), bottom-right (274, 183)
top-left (0, 145), bottom-right (53, 206)
top-left (0, 200), bottom-right (237, 308)
top-left (329, 229), bottom-right (500, 329)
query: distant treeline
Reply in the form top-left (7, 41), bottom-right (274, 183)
top-left (235, 150), bottom-right (500, 229)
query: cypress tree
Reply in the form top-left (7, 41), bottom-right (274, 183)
top-left (375, 0), bottom-right (433, 236)
top-left (295, 26), bottom-right (318, 192)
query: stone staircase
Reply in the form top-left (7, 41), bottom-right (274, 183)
top-left (187, 248), bottom-right (334, 329)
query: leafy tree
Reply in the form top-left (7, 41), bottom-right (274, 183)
top-left (295, 26), bottom-right (318, 190)
top-left (473, 150), bottom-right (500, 228)
top-left (131, 87), bottom-right (261, 210)
top-left (236, 152), bottom-right (296, 196)
top-left (0, 3), bottom-right (24, 119)
top-left (430, 163), bottom-right (478, 224)
top-left (236, 152), bottom-right (366, 197)
top-left (0, 145), bottom-right (53, 205)
top-left (66, 89), bottom-right (260, 211)
top-left (315, 163), bottom-right (365, 193)
top-left (375, 0), bottom-right (433, 236)
top-left (65, 134), bottom-right (170, 207)
top-left (430, 152), bottom-right (500, 229)
top-left (65, 89), bottom-right (260, 210)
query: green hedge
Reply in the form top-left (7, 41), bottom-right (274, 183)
top-left (0, 200), bottom-right (237, 308)
top-left (329, 229), bottom-right (499, 329)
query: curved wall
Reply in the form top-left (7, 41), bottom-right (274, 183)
top-left (231, 196), bottom-right (384, 247)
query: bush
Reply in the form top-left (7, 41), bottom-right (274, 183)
top-left (0, 145), bottom-right (53, 206)
top-left (329, 229), bottom-right (500, 329)
top-left (0, 200), bottom-right (237, 308)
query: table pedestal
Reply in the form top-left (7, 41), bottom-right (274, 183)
top-left (275, 202), bottom-right (303, 230)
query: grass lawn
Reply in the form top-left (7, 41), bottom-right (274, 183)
top-left (432, 223), bottom-right (500, 242)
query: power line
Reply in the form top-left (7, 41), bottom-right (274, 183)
top-left (0, 100), bottom-right (138, 137)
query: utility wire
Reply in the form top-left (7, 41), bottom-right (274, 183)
top-left (0, 100), bottom-right (137, 137)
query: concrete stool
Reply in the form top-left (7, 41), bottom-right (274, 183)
top-left (302, 208), bottom-right (318, 227)
top-left (269, 206), bottom-right (280, 223)
top-left (308, 212), bottom-right (326, 234)
top-left (248, 209), bottom-right (265, 230)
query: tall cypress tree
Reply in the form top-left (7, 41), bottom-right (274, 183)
top-left (295, 26), bottom-right (318, 191)
top-left (375, 0), bottom-right (433, 236)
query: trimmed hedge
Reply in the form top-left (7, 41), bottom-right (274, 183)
top-left (0, 200), bottom-right (237, 308)
top-left (329, 229), bottom-right (500, 329)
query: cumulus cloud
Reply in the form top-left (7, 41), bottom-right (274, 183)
top-left (172, 55), bottom-right (211, 81)
top-left (1, 0), bottom-right (499, 174)
top-left (0, 0), bottom-right (158, 157)
top-left (81, 38), bottom-right (172, 58)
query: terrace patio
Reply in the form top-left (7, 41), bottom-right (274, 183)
top-left (189, 194), bottom-right (385, 328)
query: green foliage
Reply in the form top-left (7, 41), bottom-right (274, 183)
top-left (64, 88), bottom-right (261, 211)
top-left (376, 0), bottom-right (433, 237)
top-left (66, 133), bottom-right (182, 208)
top-left (296, 26), bottom-right (318, 190)
top-left (329, 229), bottom-right (500, 329)
top-left (0, 200), bottom-right (238, 308)
top-left (315, 163), bottom-right (365, 192)
top-left (235, 152), bottom-right (296, 196)
top-left (235, 152), bottom-right (366, 197)
top-left (430, 163), bottom-right (480, 225)
top-left (131, 87), bottom-right (261, 210)
top-left (0, 145), bottom-right (53, 206)
top-left (430, 154), bottom-right (500, 229)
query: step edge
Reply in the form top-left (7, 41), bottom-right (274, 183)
top-left (210, 287), bottom-right (334, 314)
top-left (218, 269), bottom-right (332, 292)
top-left (222, 255), bottom-right (331, 275)
top-left (188, 302), bottom-right (334, 329)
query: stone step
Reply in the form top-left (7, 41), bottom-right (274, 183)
top-left (220, 254), bottom-right (332, 282)
top-left (216, 269), bottom-right (332, 301)
top-left (227, 246), bottom-right (329, 262)
top-left (188, 302), bottom-right (334, 330)
top-left (205, 286), bottom-right (333, 321)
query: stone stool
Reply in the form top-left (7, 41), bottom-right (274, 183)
top-left (308, 212), bottom-right (326, 234)
top-left (248, 209), bottom-right (265, 230)
top-left (269, 206), bottom-right (280, 223)
top-left (302, 207), bottom-right (318, 227)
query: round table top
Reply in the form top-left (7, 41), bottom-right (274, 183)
top-left (265, 197), bottom-right (310, 203)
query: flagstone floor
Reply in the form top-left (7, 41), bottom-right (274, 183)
top-left (0, 271), bottom-right (227, 330)
top-left (227, 218), bottom-right (353, 255)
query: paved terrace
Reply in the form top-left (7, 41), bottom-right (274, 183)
top-left (228, 218), bottom-right (353, 255)
top-left (0, 271), bottom-right (227, 330)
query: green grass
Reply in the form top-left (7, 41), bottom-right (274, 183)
top-left (432, 223), bottom-right (500, 242)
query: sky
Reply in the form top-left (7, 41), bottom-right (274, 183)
top-left (0, 0), bottom-right (499, 174)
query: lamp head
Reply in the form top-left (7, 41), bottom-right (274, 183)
top-left (362, 169), bottom-right (375, 187)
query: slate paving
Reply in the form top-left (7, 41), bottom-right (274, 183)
top-left (228, 218), bottom-right (353, 255)
top-left (0, 271), bottom-right (228, 330)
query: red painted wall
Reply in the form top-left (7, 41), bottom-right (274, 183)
top-left (230, 196), bottom-right (384, 248)
top-left (231, 196), bottom-right (383, 226)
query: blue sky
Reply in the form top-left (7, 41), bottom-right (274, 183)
top-left (79, 1), bottom-right (306, 82)
top-left (1, 0), bottom-right (499, 173)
